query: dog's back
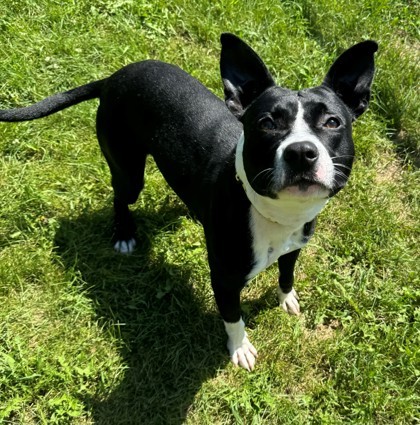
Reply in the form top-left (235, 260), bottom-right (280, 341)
top-left (96, 60), bottom-right (242, 216)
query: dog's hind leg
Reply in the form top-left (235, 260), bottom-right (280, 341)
top-left (109, 158), bottom-right (147, 254)
top-left (96, 102), bottom-right (149, 254)
top-left (97, 132), bottom-right (148, 254)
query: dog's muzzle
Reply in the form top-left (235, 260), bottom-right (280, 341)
top-left (270, 139), bottom-right (334, 197)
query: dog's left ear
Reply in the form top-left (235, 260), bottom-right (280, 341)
top-left (323, 40), bottom-right (378, 120)
top-left (220, 33), bottom-right (276, 119)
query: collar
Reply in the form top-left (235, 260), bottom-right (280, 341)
top-left (234, 133), bottom-right (328, 226)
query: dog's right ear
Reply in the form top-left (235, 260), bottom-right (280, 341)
top-left (220, 33), bottom-right (276, 119)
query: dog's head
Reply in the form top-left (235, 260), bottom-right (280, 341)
top-left (221, 34), bottom-right (377, 221)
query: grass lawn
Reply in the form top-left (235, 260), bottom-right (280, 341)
top-left (0, 0), bottom-right (419, 423)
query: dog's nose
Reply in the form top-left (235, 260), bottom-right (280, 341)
top-left (283, 142), bottom-right (319, 171)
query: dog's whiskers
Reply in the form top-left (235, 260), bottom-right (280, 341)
top-left (333, 163), bottom-right (352, 172)
top-left (333, 170), bottom-right (349, 183)
top-left (333, 168), bottom-right (348, 177)
top-left (330, 155), bottom-right (355, 160)
top-left (251, 168), bottom-right (274, 186)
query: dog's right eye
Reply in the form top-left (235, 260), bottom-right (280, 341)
top-left (258, 116), bottom-right (276, 131)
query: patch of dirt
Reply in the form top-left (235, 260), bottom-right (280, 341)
top-left (313, 319), bottom-right (340, 341)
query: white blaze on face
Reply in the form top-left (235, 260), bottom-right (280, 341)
top-left (274, 100), bottom-right (335, 189)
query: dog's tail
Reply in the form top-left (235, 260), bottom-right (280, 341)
top-left (0, 79), bottom-right (105, 122)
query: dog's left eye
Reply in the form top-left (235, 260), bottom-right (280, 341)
top-left (324, 117), bottom-right (341, 129)
top-left (258, 116), bottom-right (276, 131)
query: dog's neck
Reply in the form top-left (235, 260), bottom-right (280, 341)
top-left (235, 133), bottom-right (329, 229)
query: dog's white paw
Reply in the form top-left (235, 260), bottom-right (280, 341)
top-left (278, 287), bottom-right (300, 315)
top-left (114, 239), bottom-right (136, 254)
top-left (224, 319), bottom-right (258, 371)
top-left (228, 336), bottom-right (258, 371)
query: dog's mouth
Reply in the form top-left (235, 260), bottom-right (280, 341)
top-left (283, 182), bottom-right (328, 196)
top-left (280, 176), bottom-right (330, 198)
top-left (254, 177), bottom-right (329, 199)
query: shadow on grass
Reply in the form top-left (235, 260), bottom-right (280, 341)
top-left (54, 200), bottom-right (228, 424)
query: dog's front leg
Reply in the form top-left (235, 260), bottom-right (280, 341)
top-left (278, 249), bottom-right (301, 315)
top-left (212, 281), bottom-right (257, 371)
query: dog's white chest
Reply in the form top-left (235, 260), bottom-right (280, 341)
top-left (247, 206), bottom-right (307, 280)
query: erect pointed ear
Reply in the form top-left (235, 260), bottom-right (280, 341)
top-left (220, 33), bottom-right (276, 119)
top-left (323, 40), bottom-right (378, 120)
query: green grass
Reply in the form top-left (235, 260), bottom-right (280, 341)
top-left (0, 0), bottom-right (419, 423)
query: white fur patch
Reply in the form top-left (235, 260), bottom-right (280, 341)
top-left (114, 239), bottom-right (136, 254)
top-left (278, 287), bottom-right (300, 315)
top-left (224, 319), bottom-right (258, 371)
top-left (247, 206), bottom-right (307, 280)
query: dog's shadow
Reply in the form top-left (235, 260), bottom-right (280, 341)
top-left (54, 200), bottom-right (230, 424)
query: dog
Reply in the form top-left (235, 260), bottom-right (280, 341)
top-left (0, 34), bottom-right (377, 371)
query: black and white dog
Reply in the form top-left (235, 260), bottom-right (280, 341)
top-left (0, 34), bottom-right (377, 370)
